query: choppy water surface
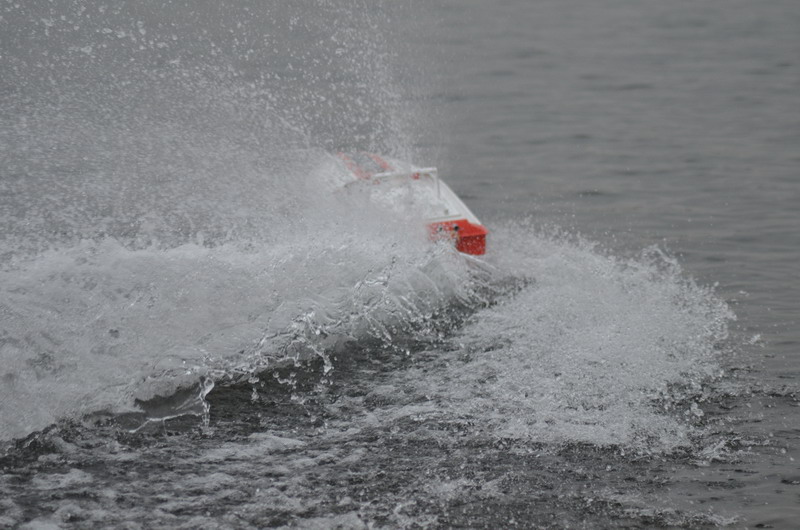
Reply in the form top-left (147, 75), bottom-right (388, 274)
top-left (2, 0), bottom-right (798, 528)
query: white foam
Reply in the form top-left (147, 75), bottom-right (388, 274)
top-left (0, 186), bottom-right (469, 440)
top-left (402, 222), bottom-right (735, 453)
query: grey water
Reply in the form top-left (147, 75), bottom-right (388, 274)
top-left (1, 0), bottom-right (798, 528)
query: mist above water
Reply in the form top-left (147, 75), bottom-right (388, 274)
top-left (0, 0), bottom-right (436, 439)
top-left (1, 0), bottom-right (429, 256)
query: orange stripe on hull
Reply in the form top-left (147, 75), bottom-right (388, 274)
top-left (336, 152), bottom-right (371, 180)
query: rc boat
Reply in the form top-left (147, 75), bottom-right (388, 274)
top-left (333, 152), bottom-right (488, 255)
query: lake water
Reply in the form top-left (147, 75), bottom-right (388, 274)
top-left (1, 0), bottom-right (798, 527)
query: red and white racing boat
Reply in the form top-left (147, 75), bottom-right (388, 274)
top-left (334, 152), bottom-right (489, 255)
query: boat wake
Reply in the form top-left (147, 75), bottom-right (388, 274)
top-left (0, 194), bottom-right (504, 441)
top-left (1, 214), bottom-right (734, 456)
top-left (403, 223), bottom-right (735, 454)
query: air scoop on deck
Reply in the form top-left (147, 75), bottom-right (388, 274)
top-left (335, 152), bottom-right (489, 255)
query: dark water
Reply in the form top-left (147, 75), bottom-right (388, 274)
top-left (2, 0), bottom-right (799, 528)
